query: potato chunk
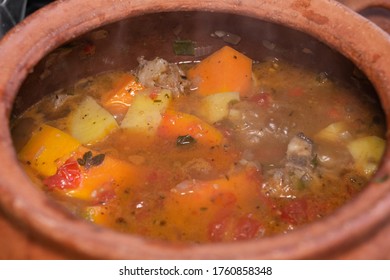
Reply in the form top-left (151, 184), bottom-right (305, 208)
top-left (199, 91), bottom-right (240, 123)
top-left (120, 88), bottom-right (171, 135)
top-left (69, 96), bottom-right (119, 144)
top-left (347, 135), bottom-right (386, 176)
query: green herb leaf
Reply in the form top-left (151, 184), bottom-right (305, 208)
top-left (77, 151), bottom-right (105, 169)
top-left (90, 154), bottom-right (105, 167)
top-left (83, 151), bottom-right (93, 162)
top-left (173, 40), bottom-right (195, 56)
top-left (77, 158), bottom-right (86, 166)
top-left (176, 135), bottom-right (196, 146)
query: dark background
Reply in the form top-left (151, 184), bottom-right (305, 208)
top-left (26, 0), bottom-right (54, 16)
top-left (1, 0), bottom-right (55, 38)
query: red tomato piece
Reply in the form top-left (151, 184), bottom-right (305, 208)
top-left (280, 199), bottom-right (308, 225)
top-left (249, 92), bottom-right (272, 106)
top-left (208, 214), bottom-right (231, 242)
top-left (208, 213), bottom-right (263, 242)
top-left (93, 187), bottom-right (116, 205)
top-left (207, 193), bottom-right (237, 242)
top-left (148, 89), bottom-right (159, 100)
top-left (233, 215), bottom-right (263, 241)
top-left (43, 159), bottom-right (82, 190)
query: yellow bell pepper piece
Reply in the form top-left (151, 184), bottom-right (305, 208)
top-left (18, 124), bottom-right (80, 177)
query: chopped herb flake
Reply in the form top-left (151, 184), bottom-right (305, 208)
top-left (77, 151), bottom-right (105, 169)
top-left (176, 135), bottom-right (196, 146)
top-left (173, 40), bottom-right (195, 56)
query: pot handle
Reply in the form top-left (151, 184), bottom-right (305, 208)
top-left (339, 0), bottom-right (390, 12)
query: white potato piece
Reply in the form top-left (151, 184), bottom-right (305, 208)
top-left (347, 135), bottom-right (386, 177)
top-left (69, 96), bottom-right (119, 144)
top-left (120, 89), bottom-right (171, 135)
top-left (314, 121), bottom-right (351, 143)
top-left (199, 91), bottom-right (240, 123)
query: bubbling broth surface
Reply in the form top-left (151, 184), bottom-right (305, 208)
top-left (12, 46), bottom-right (386, 243)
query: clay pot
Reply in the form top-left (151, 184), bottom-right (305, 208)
top-left (1, 0), bottom-right (390, 259)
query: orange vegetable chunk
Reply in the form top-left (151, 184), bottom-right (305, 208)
top-left (162, 166), bottom-right (264, 242)
top-left (55, 147), bottom-right (145, 201)
top-left (158, 110), bottom-right (224, 146)
top-left (100, 73), bottom-right (144, 118)
top-left (18, 124), bottom-right (81, 177)
top-left (84, 205), bottom-right (110, 225)
top-left (187, 46), bottom-right (253, 96)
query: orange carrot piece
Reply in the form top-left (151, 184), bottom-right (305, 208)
top-left (187, 46), bottom-right (253, 97)
top-left (100, 73), bottom-right (144, 118)
top-left (158, 110), bottom-right (224, 146)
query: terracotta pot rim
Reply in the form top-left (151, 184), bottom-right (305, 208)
top-left (1, 0), bottom-right (390, 259)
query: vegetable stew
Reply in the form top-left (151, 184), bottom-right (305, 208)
top-left (11, 46), bottom-right (386, 243)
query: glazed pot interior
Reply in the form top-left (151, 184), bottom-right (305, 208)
top-left (2, 0), bottom-right (390, 259)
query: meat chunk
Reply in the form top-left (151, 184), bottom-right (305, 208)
top-left (261, 133), bottom-right (316, 198)
top-left (134, 57), bottom-right (190, 97)
top-left (286, 132), bottom-right (315, 176)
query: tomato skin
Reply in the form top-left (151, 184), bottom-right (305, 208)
top-left (208, 215), bottom-right (231, 242)
top-left (208, 213), bottom-right (264, 242)
top-left (148, 89), bottom-right (160, 100)
top-left (248, 92), bottom-right (272, 107)
top-left (207, 194), bottom-right (237, 242)
top-left (280, 199), bottom-right (308, 225)
top-left (233, 215), bottom-right (263, 241)
top-left (279, 197), bottom-right (330, 226)
top-left (43, 159), bottom-right (82, 190)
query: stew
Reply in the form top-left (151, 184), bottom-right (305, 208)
top-left (11, 46), bottom-right (386, 243)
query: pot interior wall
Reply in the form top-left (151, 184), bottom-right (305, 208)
top-left (13, 11), bottom-right (377, 116)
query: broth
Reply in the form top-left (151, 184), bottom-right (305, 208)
top-left (11, 46), bottom-right (386, 243)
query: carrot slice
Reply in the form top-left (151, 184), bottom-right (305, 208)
top-left (187, 46), bottom-right (253, 97)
